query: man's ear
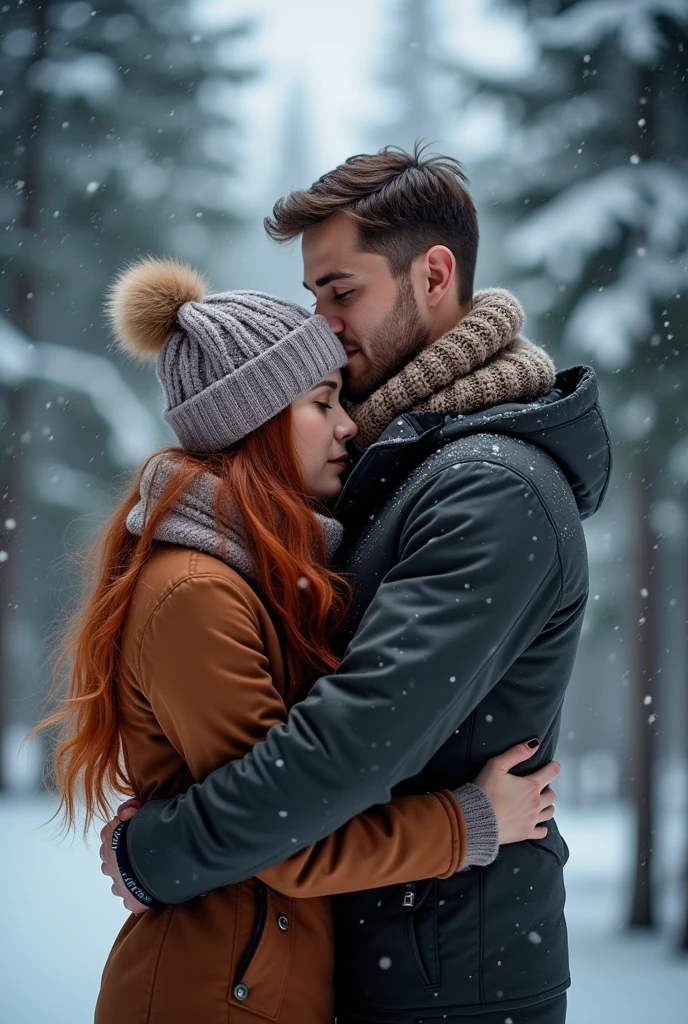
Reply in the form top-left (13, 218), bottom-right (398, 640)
top-left (424, 245), bottom-right (456, 308)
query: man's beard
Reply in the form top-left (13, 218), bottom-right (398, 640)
top-left (341, 277), bottom-right (430, 403)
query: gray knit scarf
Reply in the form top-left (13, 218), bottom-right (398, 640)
top-left (349, 288), bottom-right (556, 451)
top-left (126, 454), bottom-right (344, 581)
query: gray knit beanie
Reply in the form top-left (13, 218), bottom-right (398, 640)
top-left (107, 257), bottom-right (347, 452)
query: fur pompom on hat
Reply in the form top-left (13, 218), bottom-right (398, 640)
top-left (106, 256), bottom-right (347, 453)
top-left (107, 258), bottom-right (208, 360)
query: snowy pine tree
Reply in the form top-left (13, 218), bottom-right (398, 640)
top-left (0, 0), bottom-right (255, 343)
top-left (372, 0), bottom-right (447, 151)
top-left (456, 0), bottom-right (688, 932)
top-left (0, 0), bottom-right (256, 788)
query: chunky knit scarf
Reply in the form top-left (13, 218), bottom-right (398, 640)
top-left (126, 454), bottom-right (344, 581)
top-left (349, 288), bottom-right (556, 451)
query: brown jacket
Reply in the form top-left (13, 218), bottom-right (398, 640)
top-left (96, 545), bottom-right (467, 1024)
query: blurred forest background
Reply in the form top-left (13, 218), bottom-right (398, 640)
top-left (1, 1), bottom-right (687, 1021)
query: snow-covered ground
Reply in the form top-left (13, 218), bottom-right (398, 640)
top-left (559, 803), bottom-right (687, 1024)
top-left (1, 796), bottom-right (686, 1024)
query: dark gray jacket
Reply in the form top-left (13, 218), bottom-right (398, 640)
top-left (125, 365), bottom-right (611, 1020)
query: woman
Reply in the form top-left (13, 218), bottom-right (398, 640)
top-left (38, 258), bottom-right (557, 1024)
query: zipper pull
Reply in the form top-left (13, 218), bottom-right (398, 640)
top-left (402, 883), bottom-right (415, 909)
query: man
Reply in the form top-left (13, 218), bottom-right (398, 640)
top-left (101, 147), bottom-right (611, 1023)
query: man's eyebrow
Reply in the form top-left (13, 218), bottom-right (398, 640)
top-left (302, 271), bottom-right (356, 292)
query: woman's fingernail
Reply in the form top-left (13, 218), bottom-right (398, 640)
top-left (527, 738), bottom-right (540, 749)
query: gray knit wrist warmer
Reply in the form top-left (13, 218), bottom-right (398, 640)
top-left (453, 783), bottom-right (500, 868)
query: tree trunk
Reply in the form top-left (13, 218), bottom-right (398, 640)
top-left (627, 462), bottom-right (659, 928)
top-left (0, 0), bottom-right (49, 790)
top-left (14, 0), bottom-right (48, 339)
top-left (0, 390), bottom-right (28, 791)
top-left (679, 536), bottom-right (688, 952)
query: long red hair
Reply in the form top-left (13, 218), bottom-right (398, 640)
top-left (34, 406), bottom-right (351, 833)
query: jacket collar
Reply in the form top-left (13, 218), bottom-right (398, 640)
top-left (335, 366), bottom-right (611, 525)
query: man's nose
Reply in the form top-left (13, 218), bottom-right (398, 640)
top-left (321, 313), bottom-right (345, 335)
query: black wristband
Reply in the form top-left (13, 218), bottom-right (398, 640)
top-left (111, 819), bottom-right (164, 910)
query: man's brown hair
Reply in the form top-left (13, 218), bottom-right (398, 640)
top-left (264, 144), bottom-right (479, 305)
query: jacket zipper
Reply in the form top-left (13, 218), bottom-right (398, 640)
top-left (402, 882), bottom-right (416, 909)
top-left (233, 883), bottom-right (268, 986)
top-left (402, 876), bottom-right (436, 909)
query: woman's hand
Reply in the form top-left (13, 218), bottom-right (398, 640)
top-left (473, 740), bottom-right (559, 845)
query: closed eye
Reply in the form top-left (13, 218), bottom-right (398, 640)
top-left (316, 401), bottom-right (332, 411)
top-left (333, 290), bottom-right (353, 302)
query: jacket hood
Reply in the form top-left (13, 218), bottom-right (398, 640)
top-left (436, 365), bottom-right (612, 519)
top-left (336, 366), bottom-right (612, 523)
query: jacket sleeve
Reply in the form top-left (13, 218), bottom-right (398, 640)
top-left (127, 461), bottom-right (563, 902)
top-left (134, 573), bottom-right (466, 902)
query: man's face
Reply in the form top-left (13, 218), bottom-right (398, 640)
top-left (302, 215), bottom-right (430, 402)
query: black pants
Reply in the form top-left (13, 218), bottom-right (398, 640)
top-left (342, 992), bottom-right (567, 1024)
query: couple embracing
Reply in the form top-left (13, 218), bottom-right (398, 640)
top-left (43, 147), bottom-right (611, 1024)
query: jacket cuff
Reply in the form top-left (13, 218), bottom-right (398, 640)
top-left (453, 783), bottom-right (499, 868)
top-left (112, 819), bottom-right (164, 909)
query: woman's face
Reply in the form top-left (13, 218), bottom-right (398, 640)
top-left (290, 370), bottom-right (358, 500)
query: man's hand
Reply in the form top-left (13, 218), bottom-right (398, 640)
top-left (99, 799), bottom-right (150, 915)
